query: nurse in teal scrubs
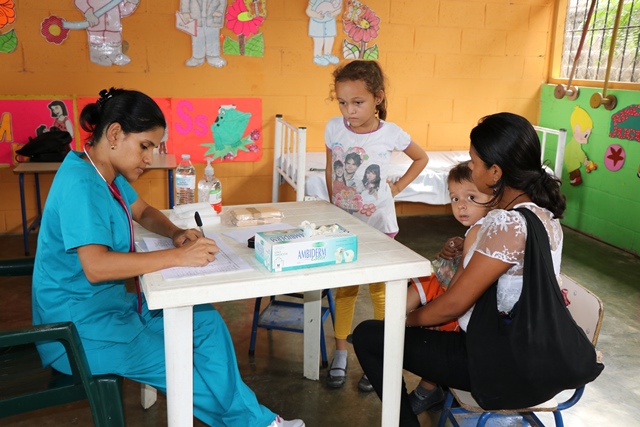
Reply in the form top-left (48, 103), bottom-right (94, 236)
top-left (32, 88), bottom-right (304, 427)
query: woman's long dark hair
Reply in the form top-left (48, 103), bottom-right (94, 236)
top-left (470, 112), bottom-right (566, 218)
top-left (80, 87), bottom-right (166, 145)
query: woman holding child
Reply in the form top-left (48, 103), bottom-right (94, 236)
top-left (352, 112), bottom-right (567, 426)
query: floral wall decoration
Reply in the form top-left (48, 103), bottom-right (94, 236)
top-left (41, 0), bottom-right (139, 67)
top-left (177, 0), bottom-right (228, 67)
top-left (342, 0), bottom-right (380, 60)
top-left (306, 0), bottom-right (342, 66)
top-left (0, 0), bottom-right (16, 54)
top-left (223, 0), bottom-right (266, 57)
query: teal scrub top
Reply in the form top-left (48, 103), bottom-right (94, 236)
top-left (33, 151), bottom-right (144, 367)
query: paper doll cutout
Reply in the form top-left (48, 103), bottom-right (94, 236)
top-left (342, 0), bottom-right (380, 60)
top-left (178, 0), bottom-right (227, 67)
top-left (40, 0), bottom-right (138, 67)
top-left (223, 0), bottom-right (266, 57)
top-left (565, 106), bottom-right (597, 186)
top-left (47, 100), bottom-right (74, 140)
top-left (306, 0), bottom-right (341, 66)
top-left (0, 0), bottom-right (16, 53)
top-left (201, 105), bottom-right (261, 161)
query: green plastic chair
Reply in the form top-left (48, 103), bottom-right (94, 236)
top-left (0, 258), bottom-right (125, 426)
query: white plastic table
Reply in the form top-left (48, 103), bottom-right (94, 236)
top-left (136, 200), bottom-right (431, 426)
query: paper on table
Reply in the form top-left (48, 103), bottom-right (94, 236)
top-left (222, 223), bottom-right (296, 244)
top-left (143, 232), bottom-right (253, 280)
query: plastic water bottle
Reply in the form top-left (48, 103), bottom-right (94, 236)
top-left (197, 157), bottom-right (222, 213)
top-left (175, 154), bottom-right (195, 205)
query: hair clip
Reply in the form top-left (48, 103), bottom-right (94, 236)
top-left (97, 89), bottom-right (113, 106)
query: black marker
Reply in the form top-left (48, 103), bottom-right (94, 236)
top-left (194, 211), bottom-right (204, 236)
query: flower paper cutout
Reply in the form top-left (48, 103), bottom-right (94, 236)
top-left (40, 16), bottom-right (70, 45)
top-left (0, 0), bottom-right (15, 28)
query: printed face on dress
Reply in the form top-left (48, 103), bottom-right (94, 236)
top-left (111, 124), bottom-right (164, 182)
top-left (335, 165), bottom-right (344, 177)
top-left (345, 158), bottom-right (358, 175)
top-left (448, 179), bottom-right (491, 227)
top-left (335, 79), bottom-right (381, 133)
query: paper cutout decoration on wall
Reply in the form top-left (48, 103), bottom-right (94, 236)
top-left (0, 0), bottom-right (16, 53)
top-left (342, 0), bottom-right (380, 60)
top-left (172, 98), bottom-right (262, 163)
top-left (565, 106), bottom-right (597, 186)
top-left (40, 0), bottom-right (139, 66)
top-left (604, 144), bottom-right (625, 171)
top-left (0, 99), bottom-right (75, 167)
top-left (224, 0), bottom-right (266, 57)
top-left (306, 0), bottom-right (342, 66)
top-left (178, 0), bottom-right (228, 67)
top-left (609, 104), bottom-right (640, 142)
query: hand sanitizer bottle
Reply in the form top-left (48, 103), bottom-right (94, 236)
top-left (197, 157), bottom-right (222, 213)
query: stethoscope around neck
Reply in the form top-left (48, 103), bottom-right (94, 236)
top-left (83, 143), bottom-right (143, 313)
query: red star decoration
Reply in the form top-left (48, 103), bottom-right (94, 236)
top-left (607, 146), bottom-right (625, 167)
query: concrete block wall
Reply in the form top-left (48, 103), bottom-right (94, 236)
top-left (0, 0), bottom-right (556, 233)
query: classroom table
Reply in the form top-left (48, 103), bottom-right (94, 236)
top-left (13, 154), bottom-right (176, 256)
top-left (135, 200), bottom-right (432, 427)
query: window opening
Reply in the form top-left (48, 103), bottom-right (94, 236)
top-left (561, 0), bottom-right (640, 83)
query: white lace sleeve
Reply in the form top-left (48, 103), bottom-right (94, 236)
top-left (474, 209), bottom-right (527, 270)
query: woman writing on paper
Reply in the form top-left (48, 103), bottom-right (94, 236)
top-left (31, 88), bottom-right (304, 427)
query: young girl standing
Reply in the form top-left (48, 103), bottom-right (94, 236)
top-left (324, 60), bottom-right (428, 390)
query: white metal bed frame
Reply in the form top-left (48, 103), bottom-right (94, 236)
top-left (272, 115), bottom-right (568, 203)
top-left (272, 114), bottom-right (307, 203)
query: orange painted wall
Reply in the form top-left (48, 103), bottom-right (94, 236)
top-left (0, 0), bottom-right (556, 234)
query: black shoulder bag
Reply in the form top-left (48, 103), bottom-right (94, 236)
top-left (466, 208), bottom-right (604, 410)
top-left (15, 131), bottom-right (71, 163)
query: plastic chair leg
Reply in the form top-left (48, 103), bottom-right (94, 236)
top-left (437, 390), bottom-right (455, 427)
top-left (325, 289), bottom-right (336, 326)
top-left (248, 297), bottom-right (262, 356)
top-left (94, 376), bottom-right (125, 427)
top-left (320, 321), bottom-right (328, 368)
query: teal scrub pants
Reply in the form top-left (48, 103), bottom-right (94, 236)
top-left (51, 303), bottom-right (276, 427)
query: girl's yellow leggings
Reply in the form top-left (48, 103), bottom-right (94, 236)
top-left (333, 282), bottom-right (385, 340)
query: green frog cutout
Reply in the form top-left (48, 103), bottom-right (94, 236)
top-left (201, 105), bottom-right (259, 160)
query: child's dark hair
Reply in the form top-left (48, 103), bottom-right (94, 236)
top-left (447, 161), bottom-right (473, 185)
top-left (334, 159), bottom-right (344, 169)
top-left (48, 100), bottom-right (68, 117)
top-left (470, 112), bottom-right (566, 218)
top-left (80, 88), bottom-right (166, 145)
top-left (332, 60), bottom-right (387, 120)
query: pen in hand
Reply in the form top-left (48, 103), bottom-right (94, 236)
top-left (194, 211), bottom-right (205, 237)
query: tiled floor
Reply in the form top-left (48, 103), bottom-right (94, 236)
top-left (1, 214), bottom-right (639, 427)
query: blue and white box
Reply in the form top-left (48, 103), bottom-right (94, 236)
top-left (255, 224), bottom-right (358, 272)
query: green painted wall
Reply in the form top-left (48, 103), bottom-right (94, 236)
top-left (539, 84), bottom-right (640, 255)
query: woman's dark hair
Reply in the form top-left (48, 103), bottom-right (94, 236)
top-left (48, 100), bottom-right (68, 117)
top-left (331, 60), bottom-right (388, 120)
top-left (447, 160), bottom-right (473, 184)
top-left (80, 88), bottom-right (166, 145)
top-left (362, 164), bottom-right (381, 190)
top-left (470, 112), bottom-right (566, 218)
